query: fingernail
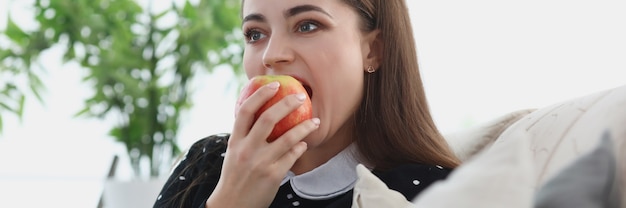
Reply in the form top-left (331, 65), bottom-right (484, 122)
top-left (311, 118), bottom-right (320, 126)
top-left (267, 82), bottom-right (280, 89)
top-left (295, 93), bottom-right (306, 101)
top-left (298, 142), bottom-right (308, 152)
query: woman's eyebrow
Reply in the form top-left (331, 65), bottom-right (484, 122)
top-left (242, 4), bottom-right (332, 24)
top-left (285, 4), bottom-right (333, 19)
top-left (242, 13), bottom-right (266, 24)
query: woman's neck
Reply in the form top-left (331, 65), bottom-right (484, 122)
top-left (290, 121), bottom-right (355, 175)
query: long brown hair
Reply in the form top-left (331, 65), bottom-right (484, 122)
top-left (346, 0), bottom-right (461, 170)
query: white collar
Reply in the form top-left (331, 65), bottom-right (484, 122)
top-left (280, 143), bottom-right (361, 200)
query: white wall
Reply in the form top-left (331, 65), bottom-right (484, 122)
top-left (407, 0), bottom-right (626, 132)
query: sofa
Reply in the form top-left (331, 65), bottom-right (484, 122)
top-left (353, 84), bottom-right (625, 208)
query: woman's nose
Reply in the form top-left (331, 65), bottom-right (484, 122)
top-left (262, 37), bottom-right (295, 69)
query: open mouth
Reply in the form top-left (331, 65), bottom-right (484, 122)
top-left (303, 84), bottom-right (313, 99)
top-left (292, 75), bottom-right (313, 100)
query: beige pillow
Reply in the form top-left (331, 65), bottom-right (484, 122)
top-left (444, 108), bottom-right (535, 161)
top-left (352, 164), bottom-right (411, 208)
top-left (494, 84), bottom-right (626, 205)
top-left (351, 84), bottom-right (626, 208)
top-left (411, 125), bottom-right (534, 208)
top-left (351, 122), bottom-right (535, 208)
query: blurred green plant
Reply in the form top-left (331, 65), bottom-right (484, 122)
top-left (0, 4), bottom-right (46, 134)
top-left (0, 0), bottom-right (244, 178)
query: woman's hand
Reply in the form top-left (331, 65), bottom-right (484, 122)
top-left (206, 81), bottom-right (320, 208)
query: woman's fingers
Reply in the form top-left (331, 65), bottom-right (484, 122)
top-left (274, 141), bottom-right (308, 173)
top-left (264, 117), bottom-right (319, 160)
top-left (210, 90), bottom-right (317, 208)
top-left (267, 117), bottom-right (320, 174)
top-left (231, 82), bottom-right (280, 141)
top-left (246, 93), bottom-right (309, 145)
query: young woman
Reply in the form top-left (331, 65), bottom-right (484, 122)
top-left (154, 0), bottom-right (461, 207)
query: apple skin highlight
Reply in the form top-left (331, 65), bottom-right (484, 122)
top-left (236, 75), bottom-right (313, 142)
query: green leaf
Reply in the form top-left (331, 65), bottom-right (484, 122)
top-left (4, 16), bottom-right (30, 46)
top-left (0, 115), bottom-right (3, 134)
top-left (0, 49), bottom-right (12, 60)
top-left (0, 102), bottom-right (14, 112)
top-left (182, 1), bottom-right (197, 20)
top-left (27, 72), bottom-right (45, 103)
top-left (73, 106), bottom-right (91, 117)
top-left (17, 95), bottom-right (25, 118)
top-left (154, 9), bottom-right (170, 21)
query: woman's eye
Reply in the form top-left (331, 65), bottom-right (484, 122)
top-left (244, 30), bottom-right (266, 43)
top-left (297, 22), bottom-right (319, 33)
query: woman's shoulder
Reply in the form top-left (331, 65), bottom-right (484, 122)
top-left (372, 163), bottom-right (453, 201)
top-left (154, 134), bottom-right (230, 207)
top-left (184, 133), bottom-right (230, 159)
top-left (188, 133), bottom-right (230, 149)
top-left (172, 133), bottom-right (230, 176)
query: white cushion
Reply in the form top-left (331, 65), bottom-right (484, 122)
top-left (350, 84), bottom-right (626, 208)
top-left (497, 84), bottom-right (626, 205)
top-left (350, 119), bottom-right (536, 208)
top-left (351, 164), bottom-right (411, 208)
top-left (411, 124), bottom-right (534, 208)
top-left (444, 109), bottom-right (535, 161)
top-left (497, 84), bottom-right (626, 190)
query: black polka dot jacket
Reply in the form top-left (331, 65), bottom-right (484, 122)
top-left (153, 134), bottom-right (452, 208)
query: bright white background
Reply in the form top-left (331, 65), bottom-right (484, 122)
top-left (0, 0), bottom-right (625, 207)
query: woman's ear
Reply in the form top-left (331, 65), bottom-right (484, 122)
top-left (361, 29), bottom-right (383, 70)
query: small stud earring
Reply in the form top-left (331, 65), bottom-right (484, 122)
top-left (366, 65), bottom-right (376, 73)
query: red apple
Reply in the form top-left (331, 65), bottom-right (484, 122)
top-left (236, 75), bottom-right (313, 142)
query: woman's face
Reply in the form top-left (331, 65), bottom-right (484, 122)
top-left (242, 0), bottom-right (376, 148)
